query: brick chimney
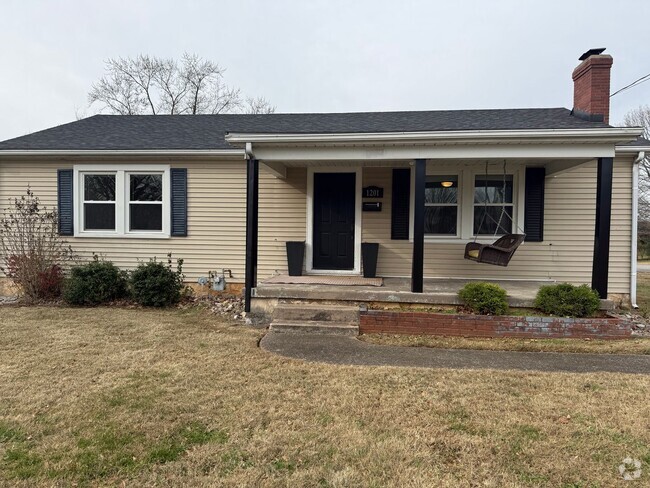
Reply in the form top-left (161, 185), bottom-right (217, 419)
top-left (572, 48), bottom-right (613, 123)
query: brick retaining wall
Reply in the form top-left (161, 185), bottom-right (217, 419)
top-left (359, 311), bottom-right (631, 339)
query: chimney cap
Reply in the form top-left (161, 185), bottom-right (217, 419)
top-left (579, 48), bottom-right (606, 61)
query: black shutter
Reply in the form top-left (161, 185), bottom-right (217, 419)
top-left (391, 168), bottom-right (411, 240)
top-left (170, 168), bottom-right (188, 237)
top-left (524, 167), bottom-right (545, 242)
top-left (57, 169), bottom-right (73, 236)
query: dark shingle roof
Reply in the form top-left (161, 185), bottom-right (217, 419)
top-left (0, 108), bottom-right (617, 151)
top-left (619, 136), bottom-right (650, 147)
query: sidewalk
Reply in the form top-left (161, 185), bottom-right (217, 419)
top-left (260, 333), bottom-right (650, 374)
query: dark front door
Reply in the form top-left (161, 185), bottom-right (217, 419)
top-left (313, 172), bottom-right (356, 270)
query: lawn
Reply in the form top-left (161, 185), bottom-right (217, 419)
top-left (637, 271), bottom-right (650, 316)
top-left (1, 307), bottom-right (650, 487)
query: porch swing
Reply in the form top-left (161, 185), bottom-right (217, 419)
top-left (463, 161), bottom-right (526, 266)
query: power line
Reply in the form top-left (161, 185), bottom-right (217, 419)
top-left (611, 72), bottom-right (650, 98)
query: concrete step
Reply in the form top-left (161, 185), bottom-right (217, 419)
top-left (269, 320), bottom-right (359, 336)
top-left (273, 303), bottom-right (360, 324)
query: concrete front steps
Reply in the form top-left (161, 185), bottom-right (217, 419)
top-left (269, 303), bottom-right (360, 336)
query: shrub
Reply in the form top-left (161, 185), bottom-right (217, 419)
top-left (37, 265), bottom-right (65, 300)
top-left (130, 254), bottom-right (184, 307)
top-left (0, 189), bottom-right (75, 301)
top-left (458, 282), bottom-right (509, 315)
top-left (534, 283), bottom-right (600, 318)
top-left (63, 257), bottom-right (128, 306)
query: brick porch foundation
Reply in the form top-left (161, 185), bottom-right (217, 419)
top-left (359, 310), bottom-right (632, 339)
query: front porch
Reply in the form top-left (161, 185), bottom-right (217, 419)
top-left (232, 129), bottom-right (633, 313)
top-left (251, 275), bottom-right (616, 314)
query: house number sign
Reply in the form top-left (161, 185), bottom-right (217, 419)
top-left (363, 186), bottom-right (384, 198)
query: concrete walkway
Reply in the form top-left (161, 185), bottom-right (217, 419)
top-left (260, 334), bottom-right (650, 374)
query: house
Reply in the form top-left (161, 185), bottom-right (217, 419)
top-left (0, 48), bottom-right (648, 319)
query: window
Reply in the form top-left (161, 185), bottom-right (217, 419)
top-left (75, 165), bottom-right (170, 237)
top-left (424, 175), bottom-right (458, 235)
top-left (473, 174), bottom-right (513, 235)
top-left (83, 174), bottom-right (116, 230)
top-left (129, 174), bottom-right (163, 231)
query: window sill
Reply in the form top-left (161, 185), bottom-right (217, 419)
top-left (73, 232), bottom-right (171, 239)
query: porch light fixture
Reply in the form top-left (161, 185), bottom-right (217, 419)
top-left (440, 181), bottom-right (454, 188)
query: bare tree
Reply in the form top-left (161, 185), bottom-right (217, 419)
top-left (244, 96), bottom-right (276, 115)
top-left (88, 53), bottom-right (275, 115)
top-left (623, 105), bottom-right (650, 222)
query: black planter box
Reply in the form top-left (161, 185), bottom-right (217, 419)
top-left (361, 243), bottom-right (379, 278)
top-left (286, 241), bottom-right (305, 276)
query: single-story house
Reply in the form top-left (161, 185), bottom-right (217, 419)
top-left (0, 48), bottom-right (649, 316)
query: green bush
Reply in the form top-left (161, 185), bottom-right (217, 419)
top-left (130, 255), bottom-right (184, 307)
top-left (534, 283), bottom-right (600, 318)
top-left (63, 257), bottom-right (128, 305)
top-left (458, 282), bottom-right (509, 315)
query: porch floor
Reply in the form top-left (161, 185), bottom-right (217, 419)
top-left (254, 276), bottom-right (565, 309)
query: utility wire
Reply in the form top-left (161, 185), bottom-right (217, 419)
top-left (610, 72), bottom-right (650, 98)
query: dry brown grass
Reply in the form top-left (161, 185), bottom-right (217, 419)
top-left (637, 272), bottom-right (650, 317)
top-left (1, 306), bottom-right (650, 487)
top-left (360, 334), bottom-right (650, 355)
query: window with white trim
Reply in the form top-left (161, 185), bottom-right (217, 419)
top-left (473, 174), bottom-right (513, 235)
top-left (424, 175), bottom-right (459, 235)
top-left (75, 165), bottom-right (170, 237)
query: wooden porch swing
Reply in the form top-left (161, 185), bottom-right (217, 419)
top-left (464, 161), bottom-right (525, 266)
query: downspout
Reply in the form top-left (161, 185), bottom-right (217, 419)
top-left (245, 142), bottom-right (254, 159)
top-left (631, 151), bottom-right (644, 308)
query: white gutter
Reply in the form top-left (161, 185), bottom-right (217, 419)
top-left (631, 151), bottom-right (645, 308)
top-left (616, 145), bottom-right (650, 154)
top-left (226, 127), bottom-right (643, 145)
top-left (0, 149), bottom-right (247, 158)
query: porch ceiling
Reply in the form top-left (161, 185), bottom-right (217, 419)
top-left (273, 157), bottom-right (593, 168)
top-left (252, 142), bottom-right (616, 163)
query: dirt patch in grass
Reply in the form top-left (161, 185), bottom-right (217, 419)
top-left (360, 334), bottom-right (650, 355)
top-left (1, 307), bottom-right (650, 486)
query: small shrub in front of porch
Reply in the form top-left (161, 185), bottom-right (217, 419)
top-left (458, 282), bottom-right (508, 315)
top-left (534, 283), bottom-right (600, 318)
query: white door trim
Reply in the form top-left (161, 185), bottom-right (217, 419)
top-left (306, 166), bottom-right (362, 275)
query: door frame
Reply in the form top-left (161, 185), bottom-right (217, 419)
top-left (306, 166), bottom-right (362, 275)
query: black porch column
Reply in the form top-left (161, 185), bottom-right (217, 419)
top-left (411, 159), bottom-right (426, 293)
top-left (591, 157), bottom-right (613, 298)
top-left (244, 158), bottom-right (259, 312)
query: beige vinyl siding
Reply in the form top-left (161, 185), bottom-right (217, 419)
top-left (0, 160), bottom-right (248, 282)
top-left (257, 167), bottom-right (307, 278)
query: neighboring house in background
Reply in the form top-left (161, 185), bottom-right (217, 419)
top-left (0, 48), bottom-right (648, 314)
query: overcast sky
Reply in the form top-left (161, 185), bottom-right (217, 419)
top-left (1, 0), bottom-right (649, 141)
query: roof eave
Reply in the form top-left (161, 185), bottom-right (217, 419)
top-left (615, 146), bottom-right (650, 154)
top-left (0, 149), bottom-right (246, 160)
top-left (225, 127), bottom-right (643, 146)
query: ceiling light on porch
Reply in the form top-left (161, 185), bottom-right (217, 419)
top-left (440, 181), bottom-right (454, 188)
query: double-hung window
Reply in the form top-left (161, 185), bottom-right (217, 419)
top-left (128, 174), bottom-right (164, 231)
top-left (75, 165), bottom-right (170, 237)
top-left (83, 174), bottom-right (117, 230)
top-left (424, 175), bottom-right (459, 236)
top-left (473, 174), bottom-right (513, 235)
